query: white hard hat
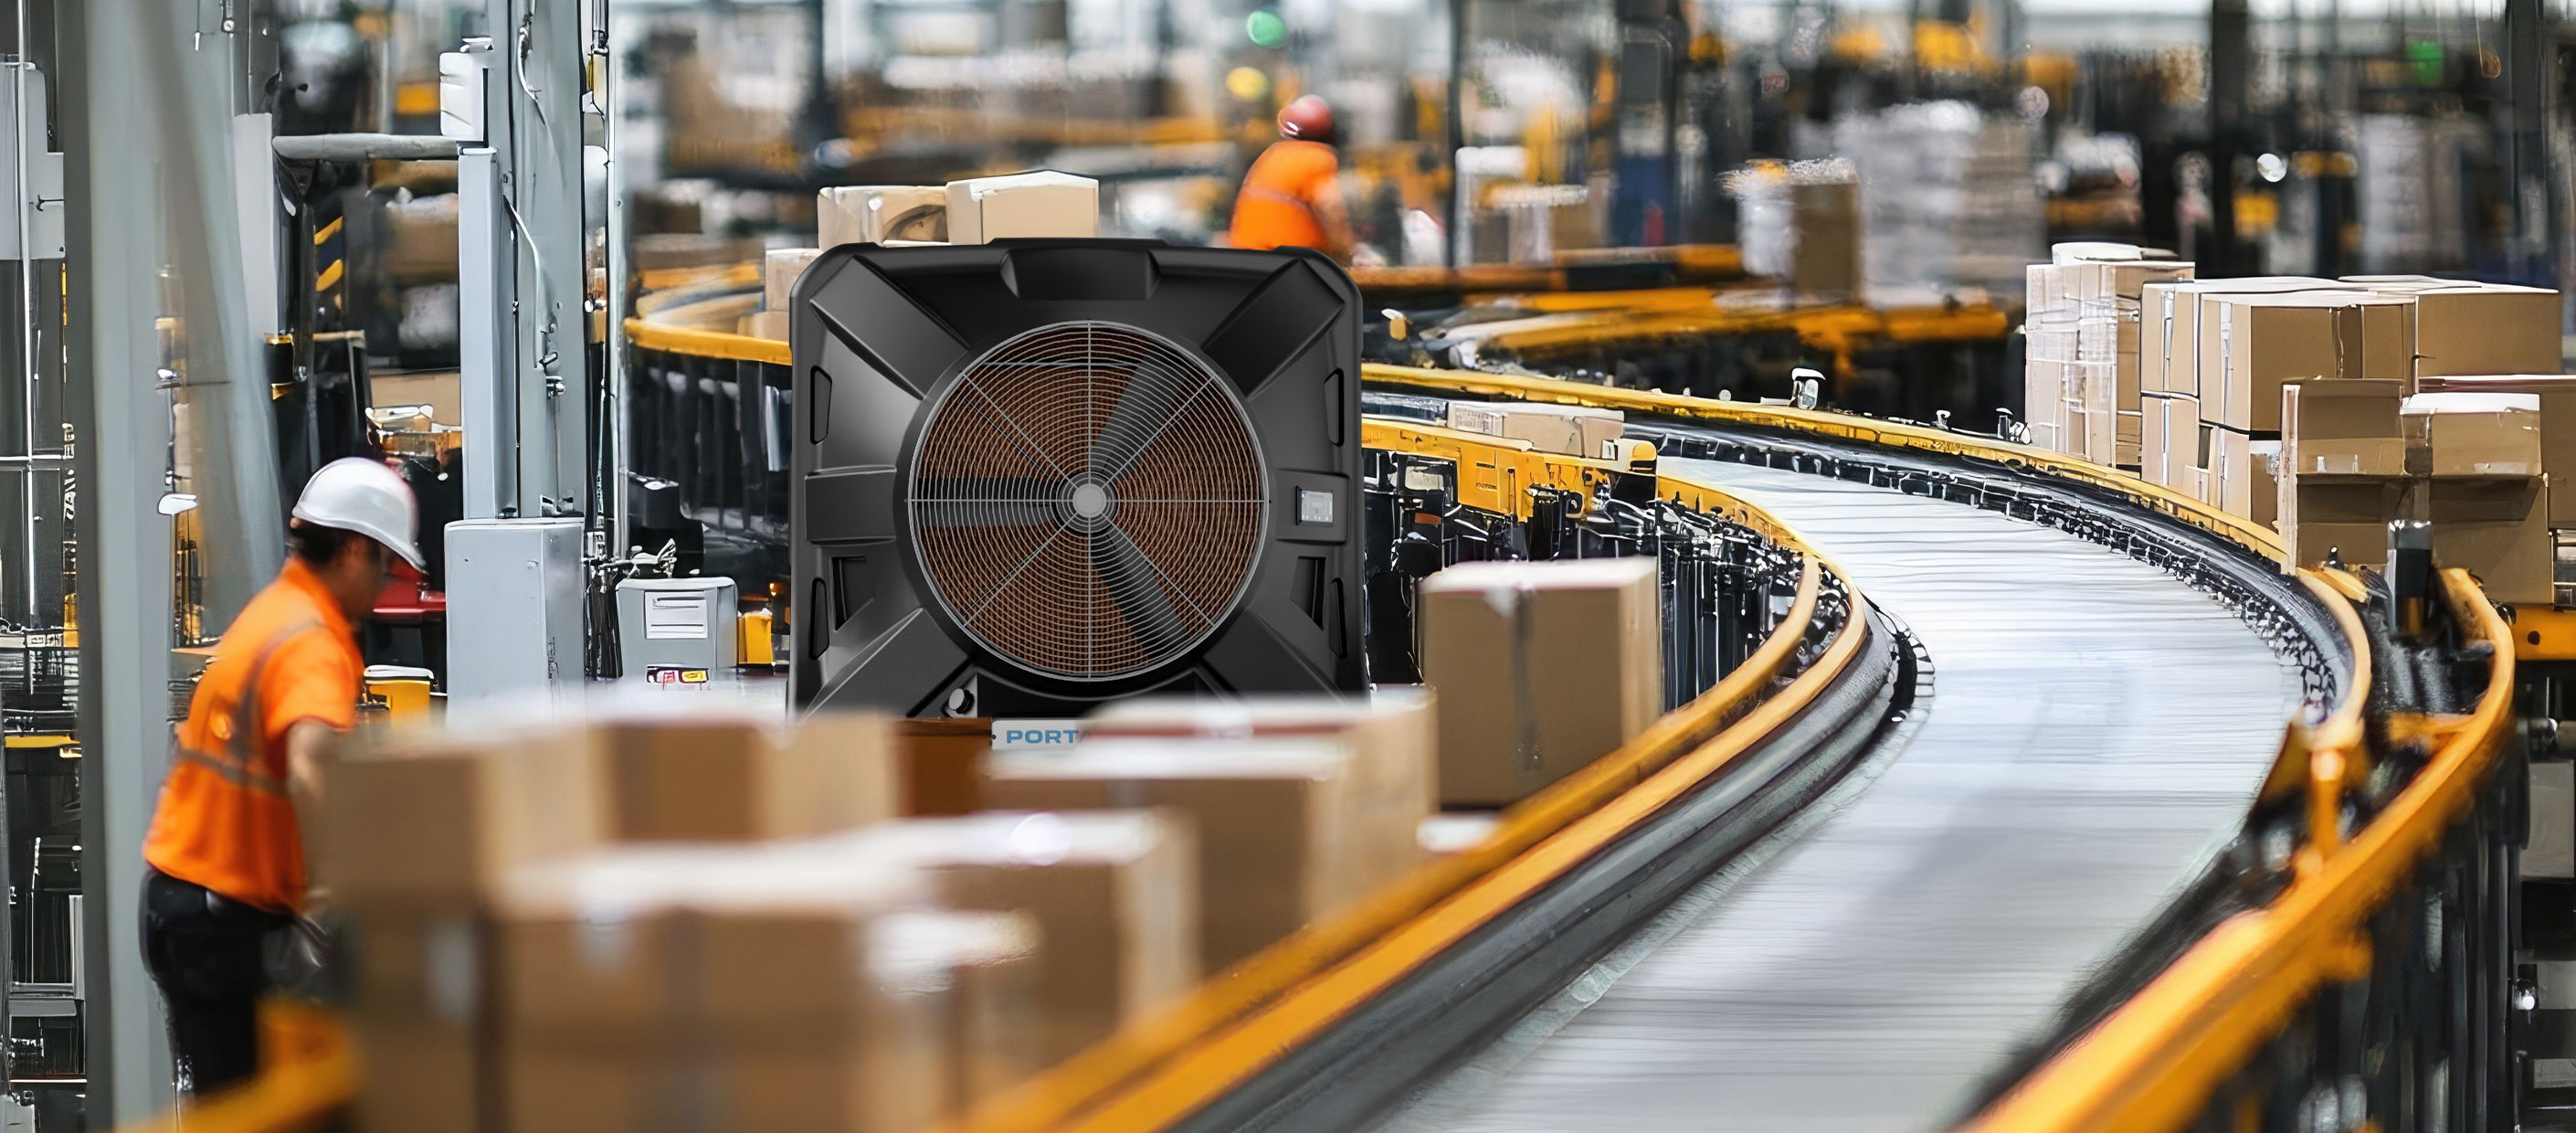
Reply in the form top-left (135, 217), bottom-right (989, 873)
top-left (291, 457), bottom-right (425, 570)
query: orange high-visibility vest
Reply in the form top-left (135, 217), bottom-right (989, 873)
top-left (1229, 140), bottom-right (1340, 252)
top-left (143, 559), bottom-right (362, 913)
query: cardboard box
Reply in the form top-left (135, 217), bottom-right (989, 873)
top-left (1418, 558), bottom-right (1662, 809)
top-left (741, 310), bottom-right (789, 341)
top-left (2281, 379), bottom-right (2403, 478)
top-left (1445, 401), bottom-right (1625, 460)
top-left (598, 713), bottom-right (896, 842)
top-left (765, 248), bottom-right (822, 311)
top-left (856, 810), bottom-right (1198, 1067)
top-left (818, 185), bottom-right (948, 248)
top-left (1084, 690), bottom-right (1436, 894)
top-left (2416, 376), bottom-right (2576, 524)
top-left (1791, 181), bottom-right (1860, 301)
top-left (982, 739), bottom-right (1364, 972)
top-left (491, 845), bottom-right (1016, 1133)
top-left (2278, 480), bottom-right (2401, 572)
top-left (897, 718), bottom-right (990, 816)
top-left (945, 172), bottom-right (1099, 244)
top-left (2206, 425), bottom-right (2279, 524)
top-left (2202, 291), bottom-right (2414, 431)
top-left (2343, 280), bottom-right (2561, 377)
top-left (2429, 478), bottom-right (2552, 603)
top-left (2403, 392), bottom-right (2545, 479)
top-left (2140, 279), bottom-right (2341, 399)
top-left (328, 725), bottom-right (609, 906)
top-left (345, 902), bottom-right (484, 1133)
top-left (2140, 393), bottom-right (2198, 487)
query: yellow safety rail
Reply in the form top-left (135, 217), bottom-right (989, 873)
top-left (1959, 567), bottom-right (2511, 1133)
top-left (1360, 364), bottom-right (2286, 559)
top-left (119, 1001), bottom-right (350, 1133)
top-left (1357, 417), bottom-right (1636, 521)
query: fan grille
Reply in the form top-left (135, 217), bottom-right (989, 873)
top-left (909, 321), bottom-right (1268, 682)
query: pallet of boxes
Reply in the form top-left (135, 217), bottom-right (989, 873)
top-left (2106, 263), bottom-right (2565, 601)
top-left (2024, 244), bottom-right (2194, 465)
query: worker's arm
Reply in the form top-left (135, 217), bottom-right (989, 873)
top-left (286, 718), bottom-right (335, 905)
top-left (1309, 175), bottom-right (1359, 264)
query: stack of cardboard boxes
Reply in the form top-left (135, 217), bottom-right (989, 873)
top-left (333, 684), bottom-right (1458, 1132)
top-left (738, 173), bottom-right (1103, 342)
top-left (2044, 256), bottom-right (2569, 595)
top-left (2024, 245), bottom-right (2192, 462)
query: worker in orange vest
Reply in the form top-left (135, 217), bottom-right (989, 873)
top-left (139, 458), bottom-right (423, 1096)
top-left (1229, 94), bottom-right (1357, 262)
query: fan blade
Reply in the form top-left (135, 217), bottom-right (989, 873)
top-left (1088, 368), bottom-right (1200, 480)
top-left (1091, 525), bottom-right (1195, 660)
top-left (911, 477), bottom-right (1060, 527)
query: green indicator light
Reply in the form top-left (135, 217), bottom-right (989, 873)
top-left (1246, 10), bottom-right (1287, 47)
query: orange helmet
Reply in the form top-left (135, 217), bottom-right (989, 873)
top-left (1279, 95), bottom-right (1336, 143)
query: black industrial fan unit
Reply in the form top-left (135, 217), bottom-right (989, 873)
top-left (789, 239), bottom-right (1365, 716)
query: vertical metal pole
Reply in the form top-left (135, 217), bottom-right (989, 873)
top-left (14, 0), bottom-right (33, 629)
top-left (2503, 0), bottom-right (2547, 286)
top-left (459, 146), bottom-right (512, 520)
top-left (2208, 0), bottom-right (2250, 277)
top-left (66, 0), bottom-right (183, 1119)
top-left (1445, 0), bottom-right (1465, 268)
top-left (603, 0), bottom-right (628, 556)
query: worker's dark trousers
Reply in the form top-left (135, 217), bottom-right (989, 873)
top-left (139, 868), bottom-right (291, 1096)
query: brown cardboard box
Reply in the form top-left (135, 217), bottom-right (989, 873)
top-left (598, 712), bottom-right (896, 842)
top-left (1445, 402), bottom-right (1625, 460)
top-left (2141, 279), bottom-right (2340, 398)
top-left (2281, 379), bottom-right (2403, 478)
top-left (2403, 392), bottom-right (2546, 478)
top-left (818, 185), bottom-right (948, 248)
top-left (897, 718), bottom-right (991, 816)
top-left (2416, 376), bottom-right (2576, 524)
top-left (740, 311), bottom-right (789, 341)
top-left (2278, 479), bottom-right (2401, 572)
top-left (2201, 291), bottom-right (2414, 430)
top-left (1084, 690), bottom-right (1436, 893)
top-left (491, 846), bottom-right (1015, 1133)
top-left (1791, 180), bottom-right (1860, 301)
top-left (945, 172), bottom-right (1100, 244)
top-left (2344, 280), bottom-right (2561, 377)
top-left (2077, 260), bottom-right (2195, 302)
top-left (2429, 478), bottom-right (2552, 603)
top-left (2140, 393), bottom-right (2199, 487)
top-left (2207, 425), bottom-right (2280, 524)
top-left (765, 248), bottom-right (822, 311)
top-left (983, 739), bottom-right (1362, 972)
top-left (858, 810), bottom-right (1199, 1067)
top-left (1418, 559), bottom-right (1662, 809)
top-left (328, 725), bottom-right (609, 906)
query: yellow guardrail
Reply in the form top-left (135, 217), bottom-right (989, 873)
top-left (1961, 566), bottom-right (2510, 1133)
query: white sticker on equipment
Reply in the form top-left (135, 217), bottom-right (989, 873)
top-left (646, 592), bottom-right (711, 639)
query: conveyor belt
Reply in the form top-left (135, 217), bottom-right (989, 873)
top-left (1374, 458), bottom-right (2303, 1133)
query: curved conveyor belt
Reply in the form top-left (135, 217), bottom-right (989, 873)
top-left (1375, 456), bottom-right (2305, 1133)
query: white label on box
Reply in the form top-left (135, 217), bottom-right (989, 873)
top-left (646, 592), bottom-right (711, 639)
top-left (992, 719), bottom-right (1087, 750)
top-left (2218, 305), bottom-right (2233, 412)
